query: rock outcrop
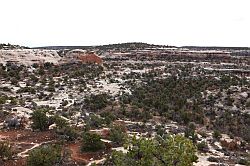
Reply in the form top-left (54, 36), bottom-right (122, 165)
top-left (63, 49), bottom-right (102, 64)
top-left (0, 48), bottom-right (102, 66)
top-left (78, 53), bottom-right (102, 64)
top-left (0, 49), bottom-right (62, 66)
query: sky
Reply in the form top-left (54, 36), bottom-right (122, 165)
top-left (0, 0), bottom-right (249, 47)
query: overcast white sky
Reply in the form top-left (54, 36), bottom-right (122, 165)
top-left (0, 0), bottom-right (249, 47)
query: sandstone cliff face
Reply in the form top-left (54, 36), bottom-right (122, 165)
top-left (64, 49), bottom-right (103, 64)
top-left (77, 53), bottom-right (102, 64)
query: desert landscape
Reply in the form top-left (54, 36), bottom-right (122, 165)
top-left (0, 43), bottom-right (249, 166)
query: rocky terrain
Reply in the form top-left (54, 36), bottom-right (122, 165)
top-left (0, 43), bottom-right (249, 166)
top-left (0, 49), bottom-right (61, 66)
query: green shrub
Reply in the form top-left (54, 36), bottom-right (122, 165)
top-left (197, 141), bottom-right (208, 152)
top-left (100, 111), bottom-right (116, 125)
top-left (155, 125), bottom-right (165, 137)
top-left (81, 132), bottom-right (105, 152)
top-left (27, 144), bottom-right (62, 166)
top-left (84, 94), bottom-right (110, 111)
top-left (184, 122), bottom-right (198, 142)
top-left (0, 96), bottom-right (8, 104)
top-left (53, 115), bottom-right (68, 129)
top-left (86, 114), bottom-right (104, 128)
top-left (207, 156), bottom-right (219, 162)
top-left (0, 141), bottom-right (13, 160)
top-left (213, 130), bottom-right (222, 140)
top-left (246, 101), bottom-right (250, 108)
top-left (106, 134), bottom-right (198, 166)
top-left (31, 109), bottom-right (49, 131)
top-left (109, 124), bottom-right (127, 146)
top-left (61, 100), bottom-right (68, 107)
top-left (56, 127), bottom-right (78, 141)
top-left (237, 158), bottom-right (249, 165)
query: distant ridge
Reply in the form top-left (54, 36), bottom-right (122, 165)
top-left (33, 43), bottom-right (250, 51)
top-left (0, 43), bottom-right (29, 50)
top-left (182, 46), bottom-right (250, 51)
top-left (32, 42), bottom-right (175, 50)
top-left (1, 42), bottom-right (250, 51)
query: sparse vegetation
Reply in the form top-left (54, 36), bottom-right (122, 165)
top-left (0, 43), bottom-right (249, 165)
